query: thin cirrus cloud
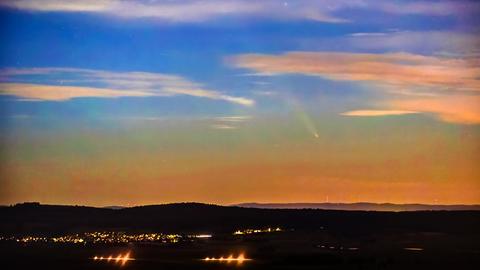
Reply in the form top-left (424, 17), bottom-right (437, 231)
top-left (214, 116), bottom-right (252, 122)
top-left (0, 0), bottom-right (475, 23)
top-left (229, 52), bottom-right (480, 92)
top-left (389, 95), bottom-right (480, 124)
top-left (341, 110), bottom-right (419, 117)
top-left (211, 124), bottom-right (237, 130)
top-left (0, 83), bottom-right (154, 101)
top-left (344, 31), bottom-right (480, 56)
top-left (0, 68), bottom-right (254, 106)
top-left (210, 115), bottom-right (251, 130)
top-left (374, 0), bottom-right (477, 16)
top-left (0, 0), bottom-right (344, 22)
top-left (229, 51), bottom-right (480, 124)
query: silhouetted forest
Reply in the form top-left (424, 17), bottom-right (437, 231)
top-left (1, 202), bottom-right (479, 235)
top-left (235, 202), bottom-right (480, 211)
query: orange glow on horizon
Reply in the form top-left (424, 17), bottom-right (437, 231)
top-left (2, 116), bottom-right (479, 206)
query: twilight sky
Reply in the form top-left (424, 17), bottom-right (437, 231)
top-left (0, 0), bottom-right (479, 206)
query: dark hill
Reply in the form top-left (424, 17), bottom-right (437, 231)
top-left (234, 202), bottom-right (480, 211)
top-left (1, 202), bottom-right (479, 235)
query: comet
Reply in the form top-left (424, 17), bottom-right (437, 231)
top-left (289, 97), bottom-right (320, 139)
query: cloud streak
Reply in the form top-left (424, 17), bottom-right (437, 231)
top-left (210, 115), bottom-right (252, 130)
top-left (211, 124), bottom-right (237, 130)
top-left (0, 0), bottom-right (343, 22)
top-left (389, 95), bottom-right (480, 124)
top-left (0, 68), bottom-right (254, 106)
top-left (345, 31), bottom-right (480, 56)
top-left (0, 83), bottom-right (153, 101)
top-left (1, 0), bottom-right (475, 23)
top-left (230, 51), bottom-right (480, 124)
top-left (341, 110), bottom-right (419, 117)
top-left (229, 52), bottom-right (480, 92)
top-left (214, 116), bottom-right (252, 122)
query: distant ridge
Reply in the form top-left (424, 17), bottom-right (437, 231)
top-left (1, 202), bottom-right (479, 235)
top-left (102, 206), bottom-right (125, 210)
top-left (234, 202), bottom-right (480, 211)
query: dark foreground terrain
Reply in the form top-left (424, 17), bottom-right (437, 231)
top-left (1, 203), bottom-right (479, 269)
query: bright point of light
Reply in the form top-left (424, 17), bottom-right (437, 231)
top-left (93, 252), bottom-right (135, 264)
top-left (203, 253), bottom-right (251, 264)
top-left (233, 227), bottom-right (283, 235)
top-left (195, 234), bottom-right (212, 238)
top-left (237, 253), bottom-right (245, 263)
top-left (121, 253), bottom-right (131, 266)
top-left (404, 247), bottom-right (424, 251)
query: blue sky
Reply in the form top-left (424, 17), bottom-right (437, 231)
top-left (1, 0), bottom-right (478, 120)
top-left (0, 0), bottom-right (479, 205)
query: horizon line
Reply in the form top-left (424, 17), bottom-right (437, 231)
top-left (4, 201), bottom-right (480, 209)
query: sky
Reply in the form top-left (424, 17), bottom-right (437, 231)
top-left (0, 0), bottom-right (479, 206)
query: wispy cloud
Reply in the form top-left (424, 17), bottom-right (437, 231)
top-left (211, 124), bottom-right (237, 130)
top-left (209, 115), bottom-right (252, 130)
top-left (341, 110), bottom-right (419, 117)
top-left (0, 83), bottom-right (153, 101)
top-left (229, 52), bottom-right (480, 92)
top-left (214, 116), bottom-right (252, 122)
top-left (389, 95), bottom-right (480, 124)
top-left (0, 68), bottom-right (254, 106)
top-left (0, 0), bottom-right (343, 22)
top-left (344, 31), bottom-right (480, 56)
top-left (230, 51), bottom-right (480, 124)
top-left (253, 90), bottom-right (277, 97)
top-left (374, 1), bottom-right (477, 16)
top-left (1, 0), bottom-right (475, 23)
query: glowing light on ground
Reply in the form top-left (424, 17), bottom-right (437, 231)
top-left (192, 234), bottom-right (212, 238)
top-left (8, 231), bottom-right (182, 244)
top-left (404, 247), bottom-right (424, 251)
top-left (318, 244), bottom-right (360, 251)
top-left (233, 227), bottom-right (282, 235)
top-left (203, 253), bottom-right (251, 264)
top-left (92, 252), bottom-right (134, 265)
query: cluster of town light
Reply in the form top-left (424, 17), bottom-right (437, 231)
top-left (5, 229), bottom-right (277, 243)
top-left (1, 231), bottom-right (184, 244)
top-left (190, 234), bottom-right (212, 238)
top-left (9, 236), bottom-right (49, 243)
top-left (318, 244), bottom-right (359, 251)
top-left (83, 232), bottom-right (181, 244)
top-left (203, 253), bottom-right (250, 264)
top-left (93, 252), bottom-right (133, 266)
top-left (233, 227), bottom-right (282, 235)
